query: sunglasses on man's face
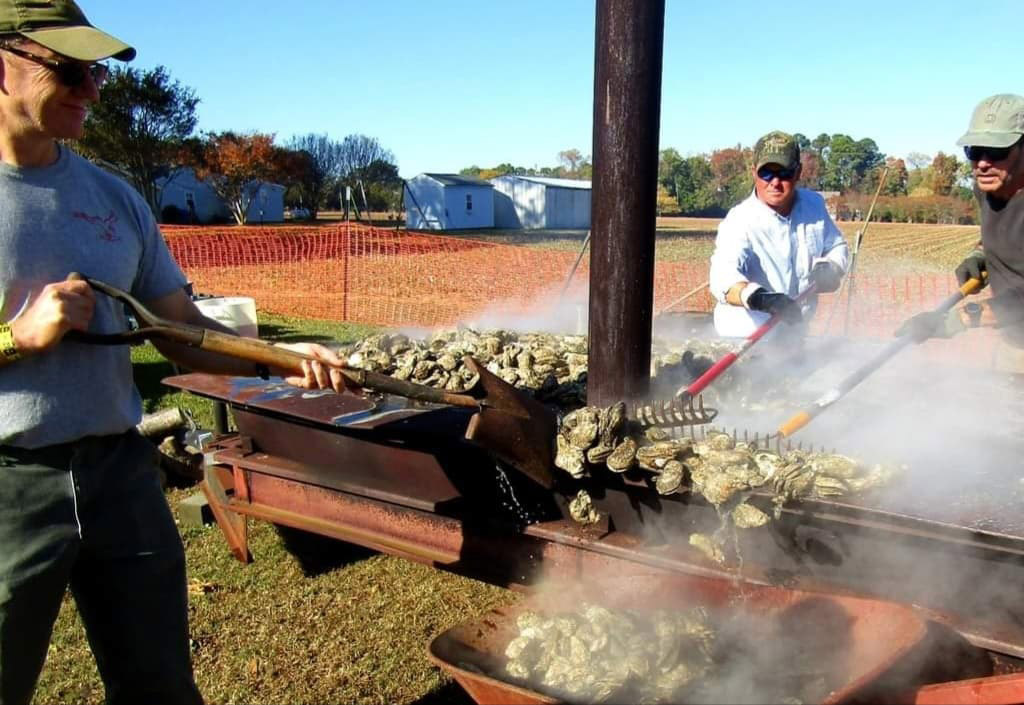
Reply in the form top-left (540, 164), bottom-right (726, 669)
top-left (964, 145), bottom-right (1014, 163)
top-left (757, 165), bottom-right (798, 182)
top-left (1, 45), bottom-right (109, 88)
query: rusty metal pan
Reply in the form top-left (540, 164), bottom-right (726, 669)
top-left (428, 572), bottom-right (928, 705)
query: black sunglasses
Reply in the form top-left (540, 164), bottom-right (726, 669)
top-left (757, 165), bottom-right (798, 182)
top-left (963, 144), bottom-right (1017, 163)
top-left (1, 45), bottom-right (108, 88)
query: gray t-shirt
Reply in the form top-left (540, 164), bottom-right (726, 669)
top-left (0, 147), bottom-right (187, 448)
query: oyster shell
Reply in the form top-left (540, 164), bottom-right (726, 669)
top-left (606, 438), bottom-right (637, 473)
top-left (806, 452), bottom-right (859, 479)
top-left (568, 490), bottom-right (602, 525)
top-left (732, 502), bottom-right (770, 528)
top-left (654, 460), bottom-right (684, 496)
top-left (555, 435), bottom-right (587, 478)
top-left (636, 441), bottom-right (685, 472)
top-left (689, 532), bottom-right (725, 564)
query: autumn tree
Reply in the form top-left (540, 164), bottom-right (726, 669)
top-left (883, 158), bottom-right (909, 196)
top-left (78, 65), bottom-right (198, 216)
top-left (799, 152), bottom-right (822, 190)
top-left (709, 146), bottom-right (752, 209)
top-left (181, 132), bottom-right (290, 225)
top-left (930, 152), bottom-right (960, 196)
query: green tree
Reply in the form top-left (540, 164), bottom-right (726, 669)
top-left (354, 159), bottom-right (403, 212)
top-left (674, 155), bottom-right (716, 214)
top-left (658, 147), bottom-right (684, 196)
top-left (820, 134), bottom-right (883, 192)
top-left (811, 133), bottom-right (832, 158)
top-left (78, 65), bottom-right (198, 216)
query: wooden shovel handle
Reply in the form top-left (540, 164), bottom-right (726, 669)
top-left (198, 329), bottom-right (479, 408)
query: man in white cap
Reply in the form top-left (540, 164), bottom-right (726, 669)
top-left (897, 94), bottom-right (1024, 365)
top-left (0, 2), bottom-right (352, 703)
top-left (709, 130), bottom-right (849, 339)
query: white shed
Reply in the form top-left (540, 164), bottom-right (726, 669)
top-left (404, 173), bottom-right (494, 230)
top-left (490, 175), bottom-right (591, 229)
top-left (156, 168), bottom-right (285, 224)
top-left (157, 168), bottom-right (227, 223)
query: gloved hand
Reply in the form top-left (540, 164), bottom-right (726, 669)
top-left (894, 309), bottom-right (966, 343)
top-left (682, 350), bottom-right (714, 379)
top-left (810, 261), bottom-right (843, 293)
top-left (955, 249), bottom-right (987, 291)
top-left (747, 290), bottom-right (803, 324)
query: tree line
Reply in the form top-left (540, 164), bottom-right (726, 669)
top-left (459, 148), bottom-right (594, 181)
top-left (75, 65), bottom-right (403, 225)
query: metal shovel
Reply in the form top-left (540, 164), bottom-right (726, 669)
top-left (66, 274), bottom-right (559, 488)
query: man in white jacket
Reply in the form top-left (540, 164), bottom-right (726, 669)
top-left (709, 131), bottom-right (849, 338)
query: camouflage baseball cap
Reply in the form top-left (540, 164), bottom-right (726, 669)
top-left (754, 130), bottom-right (801, 171)
top-left (0, 0), bottom-right (135, 62)
top-left (956, 94), bottom-right (1024, 148)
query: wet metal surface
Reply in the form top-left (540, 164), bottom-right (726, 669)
top-left (588, 0), bottom-right (665, 406)
top-left (173, 371), bottom-right (1024, 655)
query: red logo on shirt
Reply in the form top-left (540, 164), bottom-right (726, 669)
top-left (72, 210), bottom-right (121, 242)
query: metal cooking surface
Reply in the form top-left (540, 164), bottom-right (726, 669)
top-left (163, 373), bottom-right (459, 431)
top-left (166, 365), bottom-right (1024, 541)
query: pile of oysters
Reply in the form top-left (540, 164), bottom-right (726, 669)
top-left (503, 604), bottom-right (716, 704)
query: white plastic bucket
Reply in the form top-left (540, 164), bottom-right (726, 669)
top-left (195, 296), bottom-right (258, 338)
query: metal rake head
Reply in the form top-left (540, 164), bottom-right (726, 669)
top-left (630, 395), bottom-right (718, 429)
top-left (695, 426), bottom-right (837, 454)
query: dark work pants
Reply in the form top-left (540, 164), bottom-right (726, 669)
top-left (0, 432), bottom-right (203, 705)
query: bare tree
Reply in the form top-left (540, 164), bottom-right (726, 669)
top-left (905, 151), bottom-right (933, 171)
top-left (285, 133), bottom-right (344, 218)
top-left (558, 148), bottom-right (584, 176)
top-left (338, 134), bottom-right (395, 181)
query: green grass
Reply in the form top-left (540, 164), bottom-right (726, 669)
top-left (34, 311), bottom-right (518, 705)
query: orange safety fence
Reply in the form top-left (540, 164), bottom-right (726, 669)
top-left (163, 222), bottom-right (999, 366)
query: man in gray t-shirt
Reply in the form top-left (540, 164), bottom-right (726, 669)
top-left (0, 3), bottom-right (350, 703)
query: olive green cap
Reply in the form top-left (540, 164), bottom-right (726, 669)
top-left (754, 130), bottom-right (800, 171)
top-left (0, 0), bottom-right (134, 61)
top-left (956, 94), bottom-right (1024, 149)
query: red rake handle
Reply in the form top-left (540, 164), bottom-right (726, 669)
top-left (685, 353), bottom-right (738, 397)
top-left (678, 283), bottom-right (817, 399)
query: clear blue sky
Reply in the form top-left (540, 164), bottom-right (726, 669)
top-left (84, 0), bottom-right (1016, 178)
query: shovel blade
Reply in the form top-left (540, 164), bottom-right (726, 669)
top-left (462, 357), bottom-right (557, 489)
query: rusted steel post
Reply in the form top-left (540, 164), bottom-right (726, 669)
top-left (587, 0), bottom-right (665, 406)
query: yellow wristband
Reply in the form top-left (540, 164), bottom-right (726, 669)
top-left (0, 322), bottom-right (21, 362)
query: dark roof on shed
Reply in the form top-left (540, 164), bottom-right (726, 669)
top-left (423, 173), bottom-right (493, 187)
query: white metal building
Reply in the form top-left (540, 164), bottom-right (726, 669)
top-left (156, 168), bottom-right (285, 224)
top-left (404, 173), bottom-right (494, 230)
top-left (490, 175), bottom-right (591, 229)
